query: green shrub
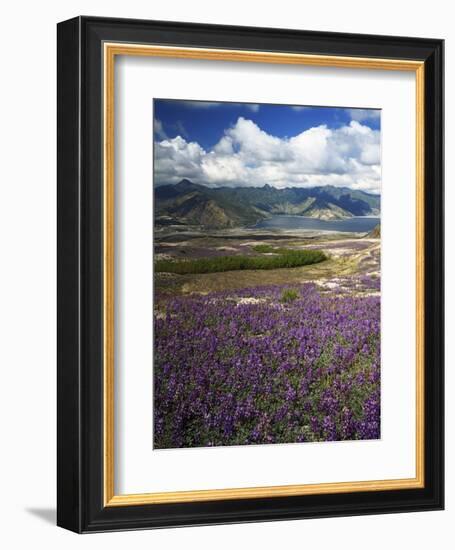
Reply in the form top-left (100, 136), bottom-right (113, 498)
top-left (280, 289), bottom-right (300, 303)
top-left (155, 249), bottom-right (327, 275)
top-left (252, 244), bottom-right (275, 253)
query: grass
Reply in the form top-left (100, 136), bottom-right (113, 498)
top-left (280, 288), bottom-right (300, 303)
top-left (252, 244), bottom-right (276, 253)
top-left (252, 244), bottom-right (296, 254)
top-left (155, 250), bottom-right (327, 275)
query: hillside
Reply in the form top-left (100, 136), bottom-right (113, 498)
top-left (367, 223), bottom-right (381, 238)
top-left (155, 179), bottom-right (380, 228)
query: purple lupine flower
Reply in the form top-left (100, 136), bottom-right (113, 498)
top-left (154, 282), bottom-right (380, 448)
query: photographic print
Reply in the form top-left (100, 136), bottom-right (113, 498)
top-left (153, 99), bottom-right (381, 450)
top-left (58, 19), bottom-right (444, 531)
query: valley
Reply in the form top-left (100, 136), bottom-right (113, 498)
top-left (155, 179), bottom-right (381, 229)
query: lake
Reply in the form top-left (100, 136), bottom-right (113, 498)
top-left (251, 215), bottom-right (380, 233)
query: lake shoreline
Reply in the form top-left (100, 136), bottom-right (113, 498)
top-left (155, 215), bottom-right (380, 243)
top-left (251, 214), bottom-right (380, 233)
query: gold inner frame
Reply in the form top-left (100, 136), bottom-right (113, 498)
top-left (103, 43), bottom-right (425, 507)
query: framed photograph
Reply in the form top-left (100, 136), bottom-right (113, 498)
top-left (57, 16), bottom-right (444, 533)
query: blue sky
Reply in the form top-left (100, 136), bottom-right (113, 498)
top-left (153, 99), bottom-right (381, 192)
top-left (154, 99), bottom-right (380, 150)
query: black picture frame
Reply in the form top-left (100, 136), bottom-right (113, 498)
top-left (57, 16), bottom-right (444, 533)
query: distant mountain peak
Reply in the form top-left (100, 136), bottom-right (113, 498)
top-left (176, 178), bottom-right (197, 188)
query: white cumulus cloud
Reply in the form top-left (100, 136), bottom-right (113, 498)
top-left (154, 117), bottom-right (381, 193)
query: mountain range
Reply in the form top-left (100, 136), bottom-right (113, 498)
top-left (155, 179), bottom-right (380, 229)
